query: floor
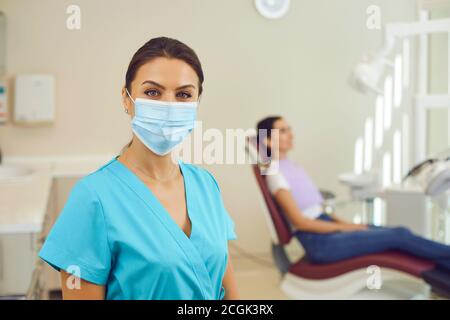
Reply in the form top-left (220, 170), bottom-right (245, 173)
top-left (230, 251), bottom-right (290, 300)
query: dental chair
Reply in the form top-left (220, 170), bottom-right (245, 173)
top-left (246, 136), bottom-right (450, 299)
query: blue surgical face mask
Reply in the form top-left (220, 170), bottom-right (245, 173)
top-left (126, 89), bottom-right (198, 156)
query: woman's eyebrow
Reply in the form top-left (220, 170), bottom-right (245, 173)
top-left (141, 80), bottom-right (165, 89)
top-left (140, 81), bottom-right (196, 91)
top-left (176, 84), bottom-right (196, 90)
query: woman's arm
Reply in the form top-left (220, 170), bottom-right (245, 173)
top-left (274, 189), bottom-right (367, 233)
top-left (222, 254), bottom-right (240, 300)
top-left (330, 212), bottom-right (370, 229)
top-left (60, 271), bottom-right (106, 300)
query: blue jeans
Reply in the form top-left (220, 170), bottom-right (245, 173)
top-left (294, 214), bottom-right (450, 272)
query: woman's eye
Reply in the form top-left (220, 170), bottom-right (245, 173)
top-left (145, 89), bottom-right (160, 97)
top-left (177, 91), bottom-right (192, 99)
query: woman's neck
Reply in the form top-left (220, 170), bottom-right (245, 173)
top-left (119, 136), bottom-right (178, 180)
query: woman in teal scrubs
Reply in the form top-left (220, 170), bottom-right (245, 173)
top-left (38, 37), bottom-right (239, 300)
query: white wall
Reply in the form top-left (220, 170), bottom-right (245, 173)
top-left (429, 7), bottom-right (450, 155)
top-left (0, 0), bottom-right (417, 254)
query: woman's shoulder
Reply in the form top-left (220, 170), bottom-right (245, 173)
top-left (67, 157), bottom-right (118, 199)
top-left (265, 161), bottom-right (291, 194)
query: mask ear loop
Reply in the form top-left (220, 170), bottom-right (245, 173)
top-left (124, 88), bottom-right (135, 114)
top-left (125, 88), bottom-right (135, 103)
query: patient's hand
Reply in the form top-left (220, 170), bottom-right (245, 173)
top-left (338, 223), bottom-right (369, 232)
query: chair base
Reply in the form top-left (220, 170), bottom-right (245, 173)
top-left (280, 268), bottom-right (431, 300)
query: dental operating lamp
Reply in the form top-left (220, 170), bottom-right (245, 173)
top-left (350, 15), bottom-right (450, 97)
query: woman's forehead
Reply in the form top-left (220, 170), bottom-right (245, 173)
top-left (133, 57), bottom-right (198, 88)
top-left (273, 118), bottom-right (289, 129)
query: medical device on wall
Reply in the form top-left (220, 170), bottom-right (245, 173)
top-left (254, 0), bottom-right (290, 19)
top-left (14, 74), bottom-right (55, 125)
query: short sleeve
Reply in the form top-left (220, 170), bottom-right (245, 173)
top-left (204, 169), bottom-right (238, 241)
top-left (38, 179), bottom-right (112, 285)
top-left (266, 171), bottom-right (291, 195)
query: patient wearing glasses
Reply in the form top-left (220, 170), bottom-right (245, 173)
top-left (256, 116), bottom-right (450, 273)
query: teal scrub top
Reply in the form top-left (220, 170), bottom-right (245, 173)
top-left (38, 156), bottom-right (238, 300)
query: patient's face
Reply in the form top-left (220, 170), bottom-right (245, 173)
top-left (271, 118), bottom-right (294, 153)
top-left (122, 57), bottom-right (200, 117)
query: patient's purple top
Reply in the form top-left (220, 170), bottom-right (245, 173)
top-left (278, 158), bottom-right (324, 209)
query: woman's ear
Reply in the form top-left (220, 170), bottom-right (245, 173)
top-left (121, 87), bottom-right (126, 105)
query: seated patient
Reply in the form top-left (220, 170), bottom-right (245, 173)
top-left (257, 116), bottom-right (450, 273)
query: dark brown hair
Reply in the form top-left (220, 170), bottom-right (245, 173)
top-left (256, 116), bottom-right (282, 158)
top-left (125, 36), bottom-right (204, 95)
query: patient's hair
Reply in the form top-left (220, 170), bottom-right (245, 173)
top-left (256, 116), bottom-right (282, 159)
top-left (121, 36), bottom-right (204, 153)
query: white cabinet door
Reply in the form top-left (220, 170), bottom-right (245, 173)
top-left (0, 233), bottom-right (36, 296)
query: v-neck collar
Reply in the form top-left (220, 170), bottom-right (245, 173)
top-left (109, 155), bottom-right (195, 241)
